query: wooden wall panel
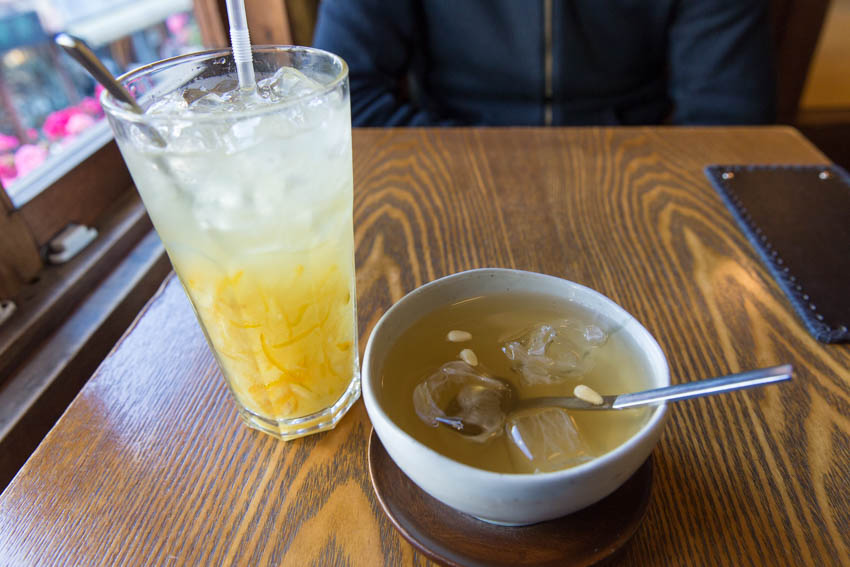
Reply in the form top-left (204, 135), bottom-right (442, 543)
top-left (0, 190), bottom-right (41, 300)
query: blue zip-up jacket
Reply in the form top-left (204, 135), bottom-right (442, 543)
top-left (314, 0), bottom-right (775, 126)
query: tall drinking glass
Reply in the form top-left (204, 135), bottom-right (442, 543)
top-left (102, 47), bottom-right (359, 440)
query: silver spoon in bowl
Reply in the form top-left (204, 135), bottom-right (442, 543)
top-left (434, 364), bottom-right (792, 434)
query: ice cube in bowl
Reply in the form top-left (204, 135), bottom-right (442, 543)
top-left (362, 268), bottom-right (669, 525)
top-left (505, 407), bottom-right (593, 473)
top-left (412, 361), bottom-right (511, 443)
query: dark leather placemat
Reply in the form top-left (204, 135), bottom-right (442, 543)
top-left (705, 165), bottom-right (850, 343)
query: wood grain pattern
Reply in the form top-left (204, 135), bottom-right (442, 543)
top-left (0, 227), bottom-right (169, 490)
top-left (1, 127), bottom-right (848, 566)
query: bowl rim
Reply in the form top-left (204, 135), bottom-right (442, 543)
top-left (362, 268), bottom-right (670, 484)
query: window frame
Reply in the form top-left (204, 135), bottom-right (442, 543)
top-left (6, 121), bottom-right (112, 208)
top-left (0, 0), bottom-right (233, 364)
top-left (0, 0), bottom-right (229, 302)
top-left (0, 136), bottom-right (134, 286)
top-left (0, 0), bottom-right (298, 367)
top-left (0, 137), bottom-right (136, 374)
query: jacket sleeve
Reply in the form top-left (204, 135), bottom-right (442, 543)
top-left (313, 0), bottom-right (454, 126)
top-left (668, 0), bottom-right (776, 125)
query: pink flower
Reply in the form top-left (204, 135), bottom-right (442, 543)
top-left (77, 96), bottom-right (103, 117)
top-left (0, 134), bottom-right (19, 152)
top-left (66, 112), bottom-right (96, 135)
top-left (26, 128), bottom-right (38, 142)
top-left (0, 153), bottom-right (16, 186)
top-left (14, 144), bottom-right (48, 177)
top-left (0, 155), bottom-right (16, 179)
top-left (43, 109), bottom-right (73, 140)
top-left (166, 13), bottom-right (189, 36)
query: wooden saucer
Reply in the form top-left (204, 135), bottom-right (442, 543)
top-left (368, 429), bottom-right (653, 567)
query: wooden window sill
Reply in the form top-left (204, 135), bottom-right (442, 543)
top-left (0, 192), bottom-right (171, 489)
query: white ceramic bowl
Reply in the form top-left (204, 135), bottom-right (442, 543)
top-left (362, 268), bottom-right (669, 525)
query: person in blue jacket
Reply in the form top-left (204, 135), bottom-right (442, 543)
top-left (313, 0), bottom-right (775, 127)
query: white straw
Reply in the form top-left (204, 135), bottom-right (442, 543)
top-left (225, 0), bottom-right (256, 90)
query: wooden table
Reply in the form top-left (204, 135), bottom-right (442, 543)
top-left (1, 128), bottom-right (848, 566)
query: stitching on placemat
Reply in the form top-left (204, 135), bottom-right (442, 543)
top-left (709, 165), bottom-right (848, 341)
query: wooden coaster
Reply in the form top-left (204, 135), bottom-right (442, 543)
top-left (368, 429), bottom-right (653, 567)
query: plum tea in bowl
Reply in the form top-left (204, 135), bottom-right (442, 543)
top-left (362, 269), bottom-right (669, 525)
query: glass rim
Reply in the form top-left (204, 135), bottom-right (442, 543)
top-left (100, 45), bottom-right (349, 124)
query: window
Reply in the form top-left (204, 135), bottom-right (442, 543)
top-left (0, 0), bottom-right (304, 491)
top-left (0, 0), bottom-right (203, 205)
top-left (0, 0), bottom-right (213, 309)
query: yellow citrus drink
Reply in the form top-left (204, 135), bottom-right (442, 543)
top-left (104, 47), bottom-right (359, 439)
top-left (170, 210), bottom-right (356, 426)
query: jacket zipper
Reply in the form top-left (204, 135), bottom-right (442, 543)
top-left (543, 0), bottom-right (553, 126)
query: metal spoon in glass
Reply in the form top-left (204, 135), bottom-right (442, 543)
top-left (54, 33), bottom-right (167, 148)
top-left (434, 364), bottom-right (792, 434)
